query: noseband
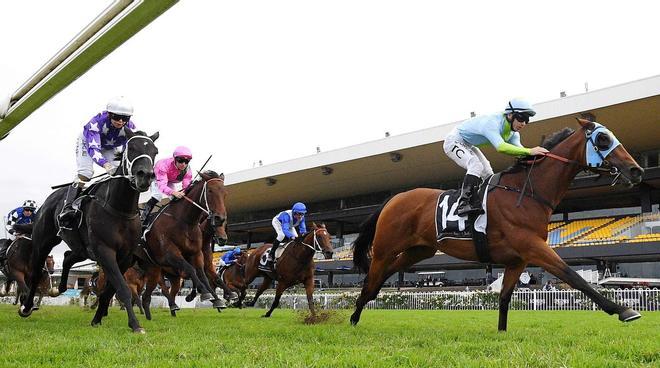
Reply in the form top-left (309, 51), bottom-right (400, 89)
top-left (112, 135), bottom-right (155, 189)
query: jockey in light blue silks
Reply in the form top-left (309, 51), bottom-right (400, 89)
top-left (58, 96), bottom-right (136, 228)
top-left (443, 98), bottom-right (549, 216)
top-left (268, 202), bottom-right (307, 261)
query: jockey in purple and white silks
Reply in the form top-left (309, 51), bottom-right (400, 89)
top-left (58, 96), bottom-right (136, 229)
top-left (268, 202), bottom-right (307, 261)
top-left (443, 98), bottom-right (549, 216)
top-left (140, 146), bottom-right (193, 224)
top-left (4, 200), bottom-right (37, 240)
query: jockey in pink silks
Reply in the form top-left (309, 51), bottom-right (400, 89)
top-left (140, 146), bottom-right (193, 224)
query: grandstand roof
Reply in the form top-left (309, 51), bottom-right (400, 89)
top-left (225, 75), bottom-right (660, 215)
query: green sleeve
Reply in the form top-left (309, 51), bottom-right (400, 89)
top-left (496, 142), bottom-right (531, 156)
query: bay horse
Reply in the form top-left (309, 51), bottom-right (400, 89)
top-left (350, 119), bottom-right (644, 331)
top-left (243, 223), bottom-right (334, 317)
top-left (140, 171), bottom-right (229, 316)
top-left (218, 251), bottom-right (248, 307)
top-left (19, 130), bottom-right (159, 333)
top-left (0, 229), bottom-right (56, 309)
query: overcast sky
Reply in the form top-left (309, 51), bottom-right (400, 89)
top-left (1, 1), bottom-right (659, 263)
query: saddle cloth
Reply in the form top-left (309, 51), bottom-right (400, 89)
top-left (435, 175), bottom-right (495, 241)
top-left (258, 242), bottom-right (291, 268)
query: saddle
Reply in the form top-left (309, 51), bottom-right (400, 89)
top-left (257, 241), bottom-right (291, 275)
top-left (436, 174), bottom-right (499, 263)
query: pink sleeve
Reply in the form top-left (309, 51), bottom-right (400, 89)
top-left (181, 170), bottom-right (193, 190)
top-left (154, 163), bottom-right (174, 196)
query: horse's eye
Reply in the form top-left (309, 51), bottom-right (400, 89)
top-left (595, 132), bottom-right (611, 150)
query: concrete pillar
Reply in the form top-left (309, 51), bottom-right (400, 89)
top-left (328, 272), bottom-right (334, 288)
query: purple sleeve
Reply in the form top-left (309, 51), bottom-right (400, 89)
top-left (83, 119), bottom-right (107, 167)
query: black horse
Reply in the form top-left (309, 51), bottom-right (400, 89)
top-left (19, 130), bottom-right (158, 333)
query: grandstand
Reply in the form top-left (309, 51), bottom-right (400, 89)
top-left (224, 75), bottom-right (660, 287)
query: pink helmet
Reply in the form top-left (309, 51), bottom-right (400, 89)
top-left (173, 146), bottom-right (192, 159)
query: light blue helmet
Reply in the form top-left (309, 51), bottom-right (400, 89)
top-left (234, 247), bottom-right (241, 254)
top-left (505, 98), bottom-right (536, 117)
top-left (292, 202), bottom-right (307, 214)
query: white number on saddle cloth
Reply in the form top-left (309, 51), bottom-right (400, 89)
top-left (259, 248), bottom-right (271, 266)
top-left (438, 195), bottom-right (467, 232)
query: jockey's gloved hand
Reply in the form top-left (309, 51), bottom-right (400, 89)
top-left (103, 162), bottom-right (115, 174)
top-left (8, 229), bottom-right (15, 235)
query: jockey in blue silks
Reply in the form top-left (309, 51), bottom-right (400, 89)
top-left (5, 200), bottom-right (37, 239)
top-left (268, 202), bottom-right (307, 261)
top-left (443, 98), bottom-right (549, 216)
top-left (219, 247), bottom-right (242, 268)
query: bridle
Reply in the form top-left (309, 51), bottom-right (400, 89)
top-left (299, 228), bottom-right (329, 253)
top-left (494, 125), bottom-right (628, 210)
top-left (114, 135), bottom-right (155, 190)
top-left (180, 177), bottom-right (226, 243)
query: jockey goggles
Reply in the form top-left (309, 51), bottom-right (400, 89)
top-left (175, 157), bottom-right (190, 164)
top-left (513, 112), bottom-right (530, 124)
top-left (109, 112), bottom-right (131, 122)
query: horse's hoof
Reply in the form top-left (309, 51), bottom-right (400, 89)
top-left (49, 287), bottom-right (60, 297)
top-left (619, 308), bottom-right (641, 322)
top-left (225, 292), bottom-right (238, 300)
top-left (200, 293), bottom-right (213, 301)
top-left (91, 321), bottom-right (101, 327)
top-left (18, 305), bottom-right (32, 318)
top-left (170, 304), bottom-right (180, 312)
top-left (212, 299), bottom-right (227, 309)
top-left (133, 328), bottom-right (146, 334)
top-left (32, 306), bottom-right (40, 311)
top-left (185, 294), bottom-right (195, 302)
top-left (262, 314), bottom-right (271, 318)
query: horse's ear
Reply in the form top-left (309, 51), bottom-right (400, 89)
top-left (125, 129), bottom-right (135, 139)
top-left (150, 131), bottom-right (160, 142)
top-left (219, 172), bottom-right (225, 181)
top-left (312, 222), bottom-right (318, 229)
top-left (198, 171), bottom-right (210, 181)
top-left (576, 118), bottom-right (595, 130)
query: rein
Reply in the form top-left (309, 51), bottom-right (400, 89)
top-left (299, 229), bottom-right (326, 253)
top-left (181, 177), bottom-right (225, 216)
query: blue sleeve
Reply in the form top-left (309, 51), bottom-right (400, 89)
top-left (481, 128), bottom-right (506, 149)
top-left (298, 218), bottom-right (307, 234)
top-left (279, 213), bottom-right (294, 238)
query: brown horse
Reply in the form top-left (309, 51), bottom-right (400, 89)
top-left (81, 265), bottom-right (164, 312)
top-left (140, 264), bottom-right (184, 319)
top-left (243, 223), bottom-right (334, 317)
top-left (141, 171), bottom-right (229, 316)
top-left (350, 119), bottom-right (645, 331)
top-left (217, 251), bottom-right (248, 307)
top-left (0, 232), bottom-right (56, 309)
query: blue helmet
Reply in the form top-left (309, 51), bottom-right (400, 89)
top-left (234, 247), bottom-right (241, 254)
top-left (292, 202), bottom-right (307, 215)
top-left (504, 98), bottom-right (536, 117)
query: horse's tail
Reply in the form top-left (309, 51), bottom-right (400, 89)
top-left (353, 197), bottom-right (391, 273)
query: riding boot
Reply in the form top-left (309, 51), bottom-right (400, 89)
top-left (456, 174), bottom-right (483, 217)
top-left (140, 197), bottom-right (158, 225)
top-left (267, 239), bottom-right (280, 261)
top-left (58, 183), bottom-right (83, 229)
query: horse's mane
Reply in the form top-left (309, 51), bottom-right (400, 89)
top-left (503, 127), bottom-right (575, 173)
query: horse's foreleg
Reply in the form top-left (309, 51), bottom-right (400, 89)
top-left (497, 263), bottom-right (526, 332)
top-left (94, 246), bottom-right (144, 333)
top-left (526, 241), bottom-right (639, 322)
top-left (167, 255), bottom-right (211, 300)
top-left (59, 251), bottom-right (86, 294)
top-left (263, 282), bottom-right (287, 318)
top-left (141, 276), bottom-right (157, 321)
top-left (245, 278), bottom-right (271, 307)
top-left (168, 276), bottom-right (182, 316)
top-left (304, 275), bottom-right (316, 316)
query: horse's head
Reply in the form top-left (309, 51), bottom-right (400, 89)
top-left (307, 222), bottom-right (333, 259)
top-left (235, 251), bottom-right (248, 266)
top-left (118, 130), bottom-right (159, 191)
top-left (576, 118), bottom-right (644, 186)
top-left (45, 255), bottom-right (55, 275)
top-left (197, 171), bottom-right (228, 246)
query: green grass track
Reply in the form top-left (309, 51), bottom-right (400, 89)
top-left (0, 305), bottom-right (658, 367)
